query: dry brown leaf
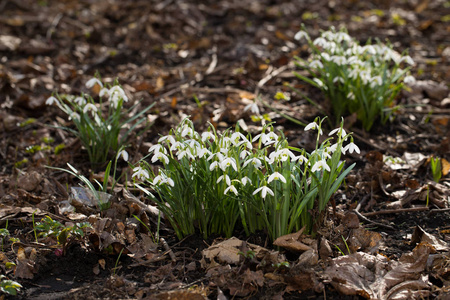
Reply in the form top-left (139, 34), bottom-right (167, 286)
top-left (273, 228), bottom-right (313, 252)
top-left (411, 226), bottom-right (449, 251)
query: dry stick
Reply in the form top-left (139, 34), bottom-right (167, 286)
top-left (160, 237), bottom-right (177, 263)
top-left (355, 195), bottom-right (396, 230)
top-left (428, 208), bottom-right (450, 216)
top-left (362, 206), bottom-right (429, 217)
top-left (254, 64), bottom-right (290, 96)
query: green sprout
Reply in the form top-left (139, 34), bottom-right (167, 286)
top-left (0, 275), bottom-right (22, 296)
top-left (430, 156), bottom-right (442, 182)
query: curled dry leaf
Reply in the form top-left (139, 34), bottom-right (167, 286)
top-left (273, 227), bottom-right (314, 253)
top-left (325, 243), bottom-right (432, 299)
top-left (411, 226), bottom-right (449, 251)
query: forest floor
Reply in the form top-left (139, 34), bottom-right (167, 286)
top-left (1, 0), bottom-right (450, 299)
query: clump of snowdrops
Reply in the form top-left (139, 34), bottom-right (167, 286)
top-left (294, 26), bottom-right (416, 131)
top-left (133, 118), bottom-right (357, 241)
top-left (46, 77), bottom-right (153, 166)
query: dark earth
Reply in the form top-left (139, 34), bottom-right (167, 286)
top-left (1, 0), bottom-right (450, 299)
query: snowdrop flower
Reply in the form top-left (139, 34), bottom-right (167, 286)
top-left (296, 154), bottom-right (308, 165)
top-left (329, 127), bottom-right (347, 137)
top-left (313, 78), bottom-right (325, 88)
top-left (321, 53), bottom-right (331, 61)
top-left (253, 131), bottom-right (277, 146)
top-left (243, 157), bottom-right (262, 168)
top-left (180, 125), bottom-right (194, 138)
top-left (310, 60), bottom-right (323, 69)
top-left (148, 144), bottom-right (167, 155)
top-left (267, 172), bottom-right (286, 184)
top-left (403, 75), bottom-right (415, 85)
top-left (220, 157), bottom-right (237, 172)
top-left (201, 131), bottom-right (215, 142)
top-left (45, 96), bottom-right (59, 106)
top-left (152, 152), bottom-right (170, 164)
top-left (118, 149), bottom-right (129, 161)
top-left (359, 70), bottom-right (371, 85)
top-left (294, 30), bottom-right (308, 41)
top-left (224, 185), bottom-right (238, 196)
top-left (335, 32), bottom-right (351, 43)
top-left (209, 161), bottom-right (219, 171)
top-left (343, 142), bottom-right (360, 154)
top-left (68, 112), bottom-right (80, 122)
top-left (370, 76), bottom-right (382, 88)
top-left (177, 149), bottom-right (195, 160)
top-left (85, 78), bottom-right (103, 89)
top-left (347, 91), bottom-right (355, 100)
top-left (270, 148), bottom-right (297, 162)
top-left (108, 86), bottom-right (128, 108)
top-left (253, 186), bottom-right (274, 198)
top-left (217, 174), bottom-right (231, 186)
top-left (333, 76), bottom-right (345, 84)
top-left (401, 55), bottom-right (414, 66)
top-left (313, 37), bottom-right (328, 48)
top-left (196, 147), bottom-right (211, 159)
top-left (74, 97), bottom-right (86, 106)
top-left (327, 143), bottom-right (338, 153)
top-left (153, 173), bottom-right (174, 187)
top-left (240, 150), bottom-right (251, 160)
top-left (244, 102), bottom-right (260, 115)
top-left (304, 121), bottom-right (323, 135)
top-left (83, 103), bottom-right (98, 115)
top-left (230, 132), bottom-right (247, 146)
top-left (311, 160), bottom-right (331, 172)
top-left (99, 88), bottom-right (109, 97)
top-left (159, 135), bottom-right (176, 145)
top-left (331, 55), bottom-right (346, 66)
top-left (132, 166), bottom-right (150, 180)
top-left (241, 176), bottom-right (252, 186)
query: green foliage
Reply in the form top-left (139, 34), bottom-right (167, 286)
top-left (294, 25), bottom-right (415, 131)
top-left (35, 215), bottom-right (91, 253)
top-left (133, 118), bottom-right (355, 241)
top-left (0, 275), bottom-right (22, 296)
top-left (430, 156), bottom-right (442, 182)
top-left (46, 77), bottom-right (154, 166)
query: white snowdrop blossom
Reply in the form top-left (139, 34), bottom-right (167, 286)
top-left (401, 55), bottom-right (414, 66)
top-left (224, 185), bottom-right (238, 196)
top-left (270, 148), bottom-right (297, 162)
top-left (159, 135), bottom-right (176, 145)
top-left (132, 166), bottom-right (150, 180)
top-left (267, 172), bottom-right (286, 184)
top-left (74, 97), bottom-right (86, 106)
top-left (209, 161), bottom-right (219, 171)
top-left (196, 147), bottom-right (211, 159)
top-left (177, 149), bottom-right (195, 160)
top-left (313, 37), bottom-right (328, 48)
top-left (241, 176), bottom-right (252, 186)
top-left (403, 75), bottom-right (415, 85)
top-left (201, 131), bottom-right (215, 142)
top-left (68, 112), bottom-right (80, 122)
top-left (328, 127), bottom-right (347, 137)
top-left (220, 157), bottom-right (237, 172)
top-left (153, 173), bottom-right (174, 187)
top-left (217, 174), bottom-right (231, 186)
top-left (244, 102), bottom-right (260, 115)
top-left (253, 186), bottom-right (274, 199)
top-left (149, 144), bottom-right (167, 155)
top-left (294, 30), bottom-right (308, 41)
top-left (45, 96), bottom-right (58, 106)
top-left (331, 55), bottom-right (346, 65)
top-left (370, 76), bottom-right (382, 88)
top-left (310, 60), bottom-right (323, 69)
top-left (327, 143), bottom-right (338, 153)
top-left (118, 149), bottom-right (129, 161)
top-left (240, 150), bottom-right (251, 160)
top-left (343, 142), bottom-right (360, 154)
top-left (83, 103), bottom-right (98, 115)
top-left (311, 160), bottom-right (331, 172)
top-left (108, 86), bottom-right (128, 108)
top-left (152, 152), bottom-right (170, 164)
top-left (243, 157), bottom-right (262, 168)
top-left (304, 121), bottom-right (323, 135)
top-left (85, 78), bottom-right (103, 89)
top-left (313, 78), bottom-right (325, 88)
top-left (333, 76), bottom-right (345, 84)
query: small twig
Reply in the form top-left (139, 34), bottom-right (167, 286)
top-left (254, 65), bottom-right (290, 96)
top-left (428, 208), bottom-right (450, 216)
top-left (354, 210), bottom-right (395, 230)
top-left (160, 237), bottom-right (176, 263)
top-left (46, 13), bottom-right (63, 41)
top-left (362, 206), bottom-right (429, 217)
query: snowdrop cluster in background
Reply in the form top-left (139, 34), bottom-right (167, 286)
top-left (133, 118), bottom-right (356, 241)
top-left (46, 77), bottom-right (153, 166)
top-left (294, 25), bottom-right (415, 131)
